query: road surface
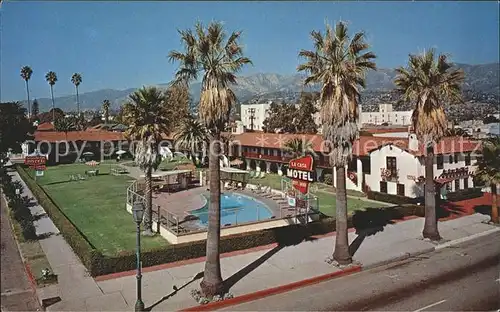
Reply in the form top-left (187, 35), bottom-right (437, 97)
top-left (0, 195), bottom-right (41, 311)
top-left (222, 231), bottom-right (500, 311)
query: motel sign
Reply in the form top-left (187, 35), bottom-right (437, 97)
top-left (286, 155), bottom-right (315, 194)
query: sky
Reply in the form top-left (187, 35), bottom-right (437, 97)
top-left (1, 1), bottom-right (499, 102)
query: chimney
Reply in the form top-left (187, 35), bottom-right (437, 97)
top-left (232, 120), bottom-right (245, 134)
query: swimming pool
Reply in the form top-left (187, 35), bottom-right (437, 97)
top-left (190, 193), bottom-right (273, 226)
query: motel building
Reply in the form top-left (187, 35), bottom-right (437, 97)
top-left (28, 122), bottom-right (480, 200)
top-left (227, 126), bottom-right (480, 199)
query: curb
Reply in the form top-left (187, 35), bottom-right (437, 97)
top-left (180, 266), bottom-right (361, 311)
top-left (435, 227), bottom-right (500, 250)
top-left (361, 247), bottom-right (436, 271)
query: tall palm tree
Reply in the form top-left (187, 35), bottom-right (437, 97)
top-left (284, 137), bottom-right (313, 158)
top-left (45, 71), bottom-right (58, 122)
top-left (475, 136), bottom-right (500, 224)
top-left (395, 49), bottom-right (464, 240)
top-left (123, 87), bottom-right (171, 235)
top-left (173, 115), bottom-right (208, 163)
top-left (169, 21), bottom-right (252, 297)
top-left (102, 99), bottom-right (111, 124)
top-left (20, 66), bottom-right (33, 118)
top-left (71, 73), bottom-right (82, 115)
top-left (297, 21), bottom-right (376, 265)
top-left (54, 118), bottom-right (76, 140)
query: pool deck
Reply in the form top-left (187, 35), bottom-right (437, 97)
top-left (152, 186), bottom-right (283, 223)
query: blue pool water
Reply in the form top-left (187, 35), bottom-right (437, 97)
top-left (191, 193), bottom-right (273, 226)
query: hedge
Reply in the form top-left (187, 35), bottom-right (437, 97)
top-left (446, 188), bottom-right (483, 202)
top-left (367, 191), bottom-right (415, 205)
top-left (17, 164), bottom-right (425, 277)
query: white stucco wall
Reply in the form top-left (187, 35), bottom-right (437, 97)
top-left (364, 145), bottom-right (422, 197)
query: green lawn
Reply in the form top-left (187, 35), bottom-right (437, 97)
top-left (26, 164), bottom-right (168, 256)
top-left (246, 173), bottom-right (386, 217)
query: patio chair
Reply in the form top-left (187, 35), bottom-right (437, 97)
top-left (77, 174), bottom-right (86, 180)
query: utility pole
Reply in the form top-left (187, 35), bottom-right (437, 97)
top-left (249, 108), bottom-right (256, 131)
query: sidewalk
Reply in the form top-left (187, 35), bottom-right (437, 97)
top-left (11, 170), bottom-right (499, 311)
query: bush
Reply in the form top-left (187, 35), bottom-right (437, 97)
top-left (367, 191), bottom-right (415, 205)
top-left (324, 174), bottom-right (333, 185)
top-left (447, 188), bottom-right (483, 202)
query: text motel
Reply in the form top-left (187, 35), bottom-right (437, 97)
top-left (286, 168), bottom-right (315, 182)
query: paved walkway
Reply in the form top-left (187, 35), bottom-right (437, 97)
top-left (10, 170), bottom-right (499, 311)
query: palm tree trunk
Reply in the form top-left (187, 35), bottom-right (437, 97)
top-left (422, 145), bottom-right (441, 240)
top-left (26, 80), bottom-right (31, 118)
top-left (50, 85), bottom-right (55, 122)
top-left (491, 184), bottom-right (498, 224)
top-left (333, 166), bottom-right (352, 265)
top-left (76, 86), bottom-right (80, 116)
top-left (200, 132), bottom-right (224, 298)
top-left (143, 166), bottom-right (154, 235)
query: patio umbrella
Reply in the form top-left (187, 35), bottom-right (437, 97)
top-left (230, 159), bottom-right (244, 166)
top-left (85, 160), bottom-right (100, 167)
top-left (116, 150), bottom-right (127, 155)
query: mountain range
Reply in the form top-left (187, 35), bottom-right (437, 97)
top-left (19, 63), bottom-right (499, 112)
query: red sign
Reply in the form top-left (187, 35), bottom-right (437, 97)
top-left (286, 155), bottom-right (315, 194)
top-left (24, 156), bottom-right (46, 166)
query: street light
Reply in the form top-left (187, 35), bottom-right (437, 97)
top-left (132, 202), bottom-right (145, 312)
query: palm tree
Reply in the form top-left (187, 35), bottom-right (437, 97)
top-left (54, 118), bottom-right (76, 140)
top-left (284, 137), bottom-right (313, 158)
top-left (169, 21), bottom-right (252, 297)
top-left (297, 21), bottom-right (376, 265)
top-left (475, 136), bottom-right (500, 224)
top-left (71, 73), bottom-right (83, 115)
top-left (174, 115), bottom-right (208, 163)
top-left (45, 71), bottom-right (58, 122)
top-left (20, 66), bottom-right (33, 118)
top-left (445, 127), bottom-right (470, 138)
top-left (102, 99), bottom-right (111, 124)
top-left (123, 87), bottom-right (171, 235)
top-left (395, 49), bottom-right (464, 240)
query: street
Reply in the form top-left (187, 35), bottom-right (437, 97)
top-left (222, 231), bottom-right (500, 311)
top-left (0, 195), bottom-right (41, 311)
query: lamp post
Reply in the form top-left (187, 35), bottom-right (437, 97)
top-left (132, 202), bottom-right (145, 312)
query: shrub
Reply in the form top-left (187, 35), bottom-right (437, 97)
top-left (367, 191), bottom-right (416, 205)
top-left (446, 188), bottom-right (483, 202)
top-left (324, 174), bottom-right (333, 185)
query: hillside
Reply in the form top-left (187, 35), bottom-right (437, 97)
top-left (19, 62), bottom-right (499, 112)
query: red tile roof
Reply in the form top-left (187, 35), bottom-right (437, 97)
top-left (36, 122), bottom-right (55, 131)
top-left (34, 131), bottom-right (125, 142)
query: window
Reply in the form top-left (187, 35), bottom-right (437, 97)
top-left (437, 155), bottom-right (444, 169)
top-left (464, 178), bottom-right (468, 189)
top-left (386, 156), bottom-right (397, 173)
top-left (449, 155), bottom-right (453, 163)
top-left (465, 153), bottom-right (471, 166)
top-left (380, 181), bottom-right (388, 193)
top-left (360, 156), bottom-right (371, 174)
top-left (446, 183), bottom-right (452, 191)
top-left (397, 184), bottom-right (405, 196)
top-left (455, 179), bottom-right (460, 191)
top-left (454, 153), bottom-right (459, 164)
top-left (348, 157), bottom-right (357, 171)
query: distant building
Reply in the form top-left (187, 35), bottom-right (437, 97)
top-left (360, 103), bottom-right (413, 126)
top-left (240, 102), bottom-right (272, 131)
